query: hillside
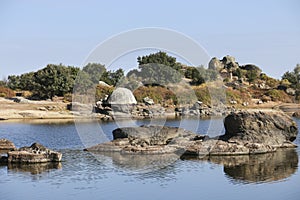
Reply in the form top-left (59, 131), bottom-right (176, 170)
top-left (0, 52), bottom-right (299, 120)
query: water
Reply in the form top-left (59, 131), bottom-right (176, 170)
top-left (0, 118), bottom-right (299, 200)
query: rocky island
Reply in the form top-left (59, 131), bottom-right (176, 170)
top-left (85, 110), bottom-right (298, 157)
top-left (0, 141), bottom-right (62, 163)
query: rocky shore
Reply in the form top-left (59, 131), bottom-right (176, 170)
top-left (85, 110), bottom-right (298, 157)
top-left (1, 95), bottom-right (299, 121)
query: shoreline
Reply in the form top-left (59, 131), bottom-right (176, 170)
top-left (0, 97), bottom-right (299, 122)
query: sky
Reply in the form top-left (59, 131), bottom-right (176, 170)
top-left (0, 0), bottom-right (299, 79)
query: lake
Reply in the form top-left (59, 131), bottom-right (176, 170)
top-left (0, 118), bottom-right (299, 200)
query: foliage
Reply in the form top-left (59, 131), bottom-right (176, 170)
top-left (130, 52), bottom-right (184, 86)
top-left (101, 69), bottom-right (125, 86)
top-left (8, 64), bottom-right (80, 99)
top-left (0, 86), bottom-right (15, 98)
top-left (193, 85), bottom-right (211, 105)
top-left (133, 85), bottom-right (177, 105)
top-left (82, 63), bottom-right (106, 84)
top-left (233, 68), bottom-right (246, 79)
top-left (184, 66), bottom-right (218, 85)
top-left (282, 64), bottom-right (300, 88)
top-left (226, 88), bottom-right (251, 104)
top-left (95, 85), bottom-right (114, 102)
top-left (282, 64), bottom-right (300, 99)
top-left (137, 51), bottom-right (182, 71)
top-left (260, 73), bottom-right (279, 88)
top-left (265, 89), bottom-right (292, 102)
top-left (32, 64), bottom-right (80, 99)
top-left (246, 69), bottom-right (259, 83)
top-left (130, 63), bottom-right (182, 86)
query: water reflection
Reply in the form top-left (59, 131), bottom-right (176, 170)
top-left (92, 152), bottom-right (179, 173)
top-left (209, 149), bottom-right (298, 184)
top-left (7, 162), bottom-right (62, 175)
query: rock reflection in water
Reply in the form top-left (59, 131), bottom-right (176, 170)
top-left (7, 162), bottom-right (62, 175)
top-left (92, 152), bottom-right (180, 173)
top-left (210, 149), bottom-right (298, 184)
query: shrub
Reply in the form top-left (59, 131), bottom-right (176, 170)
top-left (0, 86), bottom-right (15, 98)
top-left (133, 86), bottom-right (177, 105)
top-left (193, 85), bottom-right (211, 105)
top-left (265, 89), bottom-right (292, 102)
top-left (95, 85), bottom-right (114, 102)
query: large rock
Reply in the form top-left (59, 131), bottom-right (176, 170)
top-left (0, 139), bottom-right (16, 152)
top-left (223, 110), bottom-right (298, 147)
top-left (108, 87), bottom-right (137, 105)
top-left (7, 143), bottom-right (62, 163)
top-left (208, 57), bottom-right (224, 70)
top-left (108, 87), bottom-right (137, 113)
top-left (222, 55), bottom-right (239, 70)
top-left (112, 125), bottom-right (196, 146)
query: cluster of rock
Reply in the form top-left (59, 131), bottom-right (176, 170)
top-left (85, 110), bottom-right (298, 157)
top-left (70, 86), bottom-right (235, 120)
top-left (0, 141), bottom-right (62, 163)
top-left (175, 101), bottom-right (234, 117)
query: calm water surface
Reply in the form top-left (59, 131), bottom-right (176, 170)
top-left (0, 118), bottom-right (299, 200)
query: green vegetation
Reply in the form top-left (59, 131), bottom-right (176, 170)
top-left (133, 85), bottom-right (177, 105)
top-left (129, 51), bottom-right (183, 85)
top-left (137, 51), bottom-right (182, 71)
top-left (185, 66), bottom-right (218, 85)
top-left (2, 51), bottom-right (299, 105)
top-left (6, 63), bottom-right (124, 100)
top-left (282, 64), bottom-right (300, 99)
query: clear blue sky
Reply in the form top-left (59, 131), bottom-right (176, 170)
top-left (0, 0), bottom-right (299, 79)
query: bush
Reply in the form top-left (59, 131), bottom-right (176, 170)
top-left (265, 89), bottom-right (292, 102)
top-left (193, 85), bottom-right (211, 105)
top-left (225, 88), bottom-right (251, 104)
top-left (95, 85), bottom-right (114, 102)
top-left (133, 86), bottom-right (177, 105)
top-left (0, 86), bottom-right (15, 98)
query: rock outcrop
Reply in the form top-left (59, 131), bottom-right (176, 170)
top-left (1, 143), bottom-right (62, 163)
top-left (85, 110), bottom-right (298, 157)
top-left (108, 87), bottom-right (137, 114)
top-left (222, 110), bottom-right (298, 147)
top-left (86, 126), bottom-right (198, 154)
top-left (0, 139), bottom-right (16, 152)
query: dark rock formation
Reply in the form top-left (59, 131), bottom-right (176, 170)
top-left (293, 111), bottom-right (300, 118)
top-left (222, 110), bottom-right (298, 147)
top-left (7, 143), bottom-right (62, 163)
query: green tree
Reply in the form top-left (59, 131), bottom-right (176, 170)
top-left (282, 64), bottom-right (300, 87)
top-left (32, 64), bottom-right (79, 99)
top-left (7, 75), bottom-right (21, 90)
top-left (137, 51), bottom-right (182, 71)
top-left (131, 52), bottom-right (183, 86)
top-left (246, 70), bottom-right (259, 83)
top-left (100, 68), bottom-right (125, 86)
top-left (82, 63), bottom-right (106, 84)
top-left (184, 66), bottom-right (218, 85)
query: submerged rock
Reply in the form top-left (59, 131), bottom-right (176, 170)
top-left (7, 143), bottom-right (62, 163)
